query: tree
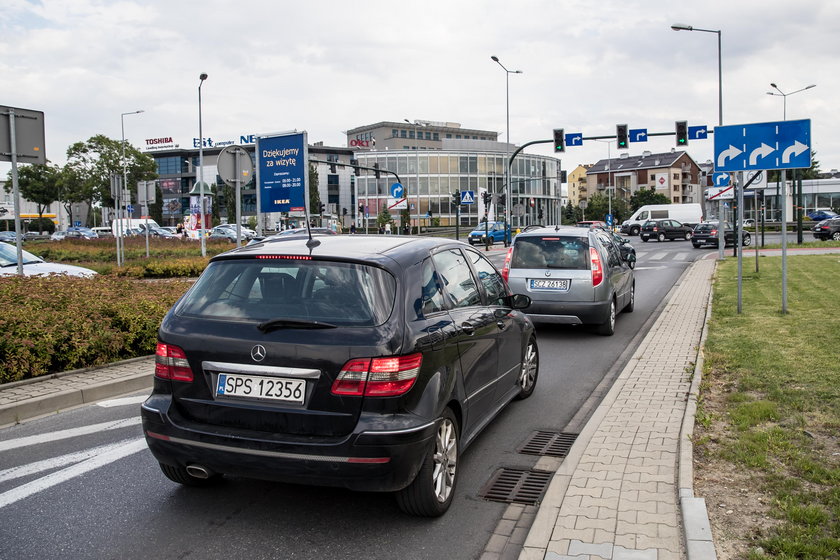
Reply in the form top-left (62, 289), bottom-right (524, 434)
top-left (308, 164), bottom-right (321, 221)
top-left (4, 162), bottom-right (61, 233)
top-left (376, 206), bottom-right (393, 229)
top-left (61, 135), bottom-right (157, 226)
top-left (629, 187), bottom-right (670, 211)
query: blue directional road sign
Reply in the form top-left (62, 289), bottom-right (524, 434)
top-left (629, 129), bottom-right (647, 143)
top-left (565, 133), bottom-right (583, 147)
top-left (714, 119), bottom-right (810, 172)
top-left (126, 204), bottom-right (134, 214)
top-left (712, 172), bottom-right (730, 187)
top-left (390, 183), bottom-right (404, 198)
top-left (605, 214), bottom-right (614, 226)
top-left (689, 126), bottom-right (708, 140)
top-left (461, 190), bottom-right (475, 204)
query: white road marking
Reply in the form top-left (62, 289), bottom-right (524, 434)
top-left (674, 252), bottom-right (689, 261)
top-left (649, 252), bottom-right (667, 260)
top-left (0, 438), bottom-right (147, 509)
top-left (635, 266), bottom-right (667, 270)
top-left (96, 396), bottom-right (148, 408)
top-left (0, 440), bottom-right (134, 483)
top-left (0, 418), bottom-right (141, 452)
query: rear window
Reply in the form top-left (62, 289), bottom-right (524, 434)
top-left (511, 236), bottom-right (590, 270)
top-left (694, 224), bottom-right (715, 232)
top-left (174, 259), bottom-right (396, 326)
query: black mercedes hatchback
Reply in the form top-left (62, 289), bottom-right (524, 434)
top-left (142, 235), bottom-right (538, 516)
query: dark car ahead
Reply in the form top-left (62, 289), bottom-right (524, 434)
top-left (691, 222), bottom-right (751, 248)
top-left (142, 236), bottom-right (538, 517)
top-left (639, 219), bottom-right (693, 242)
top-left (812, 218), bottom-right (840, 241)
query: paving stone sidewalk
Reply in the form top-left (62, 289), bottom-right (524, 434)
top-left (519, 257), bottom-right (717, 560)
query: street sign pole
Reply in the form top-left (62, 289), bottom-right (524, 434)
top-left (781, 169), bottom-right (788, 314)
top-left (7, 109), bottom-right (24, 275)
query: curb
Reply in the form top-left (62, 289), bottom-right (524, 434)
top-left (0, 357), bottom-right (154, 428)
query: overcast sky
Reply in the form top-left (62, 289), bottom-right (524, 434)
top-left (2, 0), bottom-right (838, 179)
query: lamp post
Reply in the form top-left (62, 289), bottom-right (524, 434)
top-left (198, 73), bottom-right (208, 257)
top-left (404, 118), bottom-right (425, 234)
top-left (767, 83), bottom-right (816, 120)
top-left (120, 109), bottom-right (144, 267)
top-left (593, 139), bottom-right (613, 228)
top-left (671, 23), bottom-right (724, 259)
top-left (767, 83), bottom-right (816, 246)
top-left (491, 55), bottom-right (522, 246)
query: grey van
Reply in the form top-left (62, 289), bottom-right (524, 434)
top-left (502, 226), bottom-right (635, 335)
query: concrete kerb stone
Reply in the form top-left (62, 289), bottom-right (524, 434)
top-left (0, 355), bottom-right (154, 428)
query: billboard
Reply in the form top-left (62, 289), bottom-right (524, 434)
top-left (257, 132), bottom-right (308, 213)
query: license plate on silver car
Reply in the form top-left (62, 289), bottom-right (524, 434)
top-left (530, 278), bottom-right (569, 291)
top-left (216, 373), bottom-right (306, 404)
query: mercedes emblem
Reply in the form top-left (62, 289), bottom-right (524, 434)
top-left (250, 344), bottom-right (267, 362)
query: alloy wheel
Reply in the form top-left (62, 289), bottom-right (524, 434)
top-left (432, 417), bottom-right (458, 503)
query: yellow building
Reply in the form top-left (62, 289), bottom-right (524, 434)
top-left (567, 164), bottom-right (593, 207)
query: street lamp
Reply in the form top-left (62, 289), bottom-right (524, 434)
top-left (766, 83), bottom-right (816, 120)
top-left (491, 55), bottom-right (523, 245)
top-left (198, 73), bottom-right (208, 257)
top-left (671, 23), bottom-right (725, 259)
top-left (593, 139), bottom-right (613, 229)
top-left (404, 118), bottom-right (426, 234)
top-left (120, 109), bottom-right (144, 267)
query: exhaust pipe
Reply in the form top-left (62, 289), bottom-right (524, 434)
top-left (186, 464), bottom-right (211, 479)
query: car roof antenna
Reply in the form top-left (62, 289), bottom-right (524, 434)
top-left (302, 197), bottom-right (319, 249)
top-left (555, 225), bottom-right (560, 232)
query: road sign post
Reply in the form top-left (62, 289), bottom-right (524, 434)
top-left (218, 145), bottom-right (255, 246)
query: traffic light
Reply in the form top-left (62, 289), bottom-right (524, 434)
top-left (553, 128), bottom-right (565, 153)
top-left (451, 191), bottom-right (461, 206)
top-left (350, 158), bottom-right (360, 176)
top-left (675, 121), bottom-right (688, 146)
top-left (616, 124), bottom-right (628, 149)
top-left (538, 206), bottom-right (544, 220)
top-left (329, 162), bottom-right (337, 173)
top-left (373, 163), bottom-right (380, 179)
top-left (358, 204), bottom-right (364, 215)
top-left (342, 207), bottom-right (347, 216)
top-left (498, 193), bottom-right (506, 206)
top-left (319, 203), bottom-right (325, 214)
top-left (482, 191), bottom-right (491, 205)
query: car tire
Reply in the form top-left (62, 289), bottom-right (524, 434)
top-left (657, 233), bottom-right (666, 242)
top-left (395, 408), bottom-right (459, 517)
top-left (692, 243), bottom-right (702, 249)
top-left (641, 236), bottom-right (649, 243)
top-left (596, 298), bottom-right (616, 336)
top-left (624, 283), bottom-right (635, 313)
top-left (742, 233), bottom-right (752, 247)
top-left (489, 237), bottom-right (494, 246)
top-left (684, 232), bottom-right (692, 241)
top-left (515, 337), bottom-right (539, 400)
top-left (158, 462), bottom-right (223, 487)
top-left (630, 226), bottom-right (640, 236)
top-left (833, 232), bottom-right (840, 241)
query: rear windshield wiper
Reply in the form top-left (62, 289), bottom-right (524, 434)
top-left (257, 318), bottom-right (338, 332)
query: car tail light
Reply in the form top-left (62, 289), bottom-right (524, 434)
top-left (652, 226), bottom-right (659, 232)
top-left (155, 343), bottom-right (194, 382)
top-left (710, 229), bottom-right (718, 236)
top-left (589, 247), bottom-right (604, 286)
top-left (332, 353), bottom-right (422, 397)
top-left (501, 247), bottom-right (513, 282)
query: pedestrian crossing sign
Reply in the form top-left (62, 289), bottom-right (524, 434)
top-left (461, 190), bottom-right (475, 204)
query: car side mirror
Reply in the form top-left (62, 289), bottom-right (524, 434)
top-left (625, 253), bottom-right (636, 264)
top-left (508, 293), bottom-right (531, 310)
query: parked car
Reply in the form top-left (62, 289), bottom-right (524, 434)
top-left (741, 219), bottom-right (756, 228)
top-left (576, 221), bottom-right (607, 230)
top-left (215, 223), bottom-right (257, 239)
top-left (467, 221), bottom-right (508, 246)
top-left (502, 226), bottom-right (635, 336)
top-left (812, 218), bottom-right (840, 241)
top-left (50, 230), bottom-right (95, 241)
top-left (67, 226), bottom-right (99, 238)
top-left (639, 219), bottom-right (693, 242)
top-left (141, 236), bottom-right (538, 517)
top-left (208, 227), bottom-right (238, 243)
top-left (691, 222), bottom-right (752, 248)
top-left (0, 231), bottom-right (20, 243)
top-left (620, 203), bottom-right (703, 236)
top-left (0, 241), bottom-right (97, 277)
top-left (806, 209), bottom-right (840, 221)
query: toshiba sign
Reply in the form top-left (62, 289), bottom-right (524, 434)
top-left (144, 137), bottom-right (178, 151)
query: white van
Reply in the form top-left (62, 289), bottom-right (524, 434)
top-left (620, 203), bottom-right (703, 236)
top-left (111, 218), bottom-right (161, 236)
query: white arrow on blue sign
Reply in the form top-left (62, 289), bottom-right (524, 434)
top-left (688, 126), bottom-right (708, 140)
top-left (390, 183), bottom-right (404, 198)
top-left (714, 119), bottom-right (810, 172)
top-left (629, 129), bottom-right (647, 142)
top-left (712, 172), bottom-right (730, 187)
top-left (565, 133), bottom-right (583, 146)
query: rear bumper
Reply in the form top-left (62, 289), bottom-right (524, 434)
top-left (141, 395), bottom-right (436, 492)
top-left (524, 299), bottom-right (610, 325)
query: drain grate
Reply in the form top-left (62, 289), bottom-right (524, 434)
top-left (517, 431), bottom-right (578, 457)
top-left (479, 467), bottom-right (553, 505)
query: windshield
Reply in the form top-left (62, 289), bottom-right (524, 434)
top-left (0, 242), bottom-right (43, 267)
top-left (175, 258), bottom-right (397, 327)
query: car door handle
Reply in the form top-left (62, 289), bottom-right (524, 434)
top-left (460, 322), bottom-right (475, 335)
top-left (496, 320), bottom-right (505, 330)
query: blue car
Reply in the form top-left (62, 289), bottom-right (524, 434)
top-left (467, 222), bottom-right (508, 246)
top-left (807, 209), bottom-right (839, 221)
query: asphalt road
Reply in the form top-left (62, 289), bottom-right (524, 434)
top-left (0, 237), bottom-right (705, 560)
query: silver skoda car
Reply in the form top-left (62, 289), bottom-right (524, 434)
top-left (501, 226), bottom-right (635, 335)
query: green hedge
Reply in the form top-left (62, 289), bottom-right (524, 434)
top-left (0, 275), bottom-right (192, 383)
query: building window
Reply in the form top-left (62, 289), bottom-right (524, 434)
top-left (446, 134), bottom-right (452, 139)
top-left (673, 173), bottom-right (679, 180)
top-left (392, 129), bottom-right (398, 138)
top-left (401, 130), bottom-right (407, 138)
top-left (424, 131), bottom-right (431, 140)
top-left (433, 133), bottom-right (440, 140)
